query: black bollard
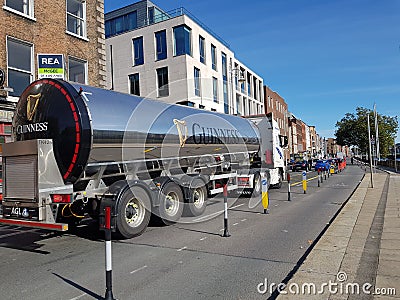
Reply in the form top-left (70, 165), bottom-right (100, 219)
top-left (104, 206), bottom-right (116, 300)
top-left (222, 183), bottom-right (231, 237)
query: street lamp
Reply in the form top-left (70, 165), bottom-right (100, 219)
top-left (230, 66), bottom-right (245, 115)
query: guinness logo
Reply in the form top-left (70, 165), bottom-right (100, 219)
top-left (27, 93), bottom-right (41, 121)
top-left (173, 119), bottom-right (188, 147)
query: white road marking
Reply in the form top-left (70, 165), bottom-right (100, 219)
top-left (241, 219), bottom-right (247, 222)
top-left (130, 265), bottom-right (148, 274)
top-left (219, 228), bottom-right (224, 231)
top-left (200, 237), bottom-right (207, 241)
top-left (193, 203), bottom-right (244, 222)
top-left (177, 246), bottom-right (187, 252)
top-left (233, 223), bottom-right (239, 226)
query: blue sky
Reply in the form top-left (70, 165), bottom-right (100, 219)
top-left (105, 0), bottom-right (400, 141)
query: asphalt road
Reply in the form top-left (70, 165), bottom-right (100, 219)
top-left (0, 165), bottom-right (365, 300)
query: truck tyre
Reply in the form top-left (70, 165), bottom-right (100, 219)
top-left (252, 172), bottom-right (261, 197)
top-left (184, 179), bottom-right (208, 217)
top-left (116, 186), bottom-right (151, 239)
top-left (158, 182), bottom-right (184, 225)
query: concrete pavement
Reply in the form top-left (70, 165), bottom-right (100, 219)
top-left (276, 170), bottom-right (399, 299)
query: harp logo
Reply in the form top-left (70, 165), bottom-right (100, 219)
top-left (27, 93), bottom-right (41, 121)
top-left (173, 119), bottom-right (188, 147)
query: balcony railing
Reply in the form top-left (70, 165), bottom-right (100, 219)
top-left (145, 7), bottom-right (230, 49)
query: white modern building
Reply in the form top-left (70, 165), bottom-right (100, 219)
top-left (105, 0), bottom-right (264, 115)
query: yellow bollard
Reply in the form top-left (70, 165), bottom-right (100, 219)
top-left (330, 165), bottom-right (334, 175)
top-left (302, 171), bottom-right (307, 194)
top-left (262, 178), bottom-right (269, 214)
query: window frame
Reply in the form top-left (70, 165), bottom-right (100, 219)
top-left (194, 67), bottom-right (201, 97)
top-left (173, 25), bottom-right (192, 56)
top-left (212, 76), bottom-right (218, 103)
top-left (211, 44), bottom-right (217, 71)
top-left (68, 56), bottom-right (87, 84)
top-left (128, 73), bottom-right (140, 96)
top-left (66, 0), bottom-right (87, 40)
top-left (155, 30), bottom-right (167, 61)
top-left (6, 36), bottom-right (34, 98)
top-left (132, 36), bottom-right (144, 66)
top-left (4, 0), bottom-right (35, 20)
top-left (156, 67), bottom-right (169, 97)
top-left (199, 35), bottom-right (205, 64)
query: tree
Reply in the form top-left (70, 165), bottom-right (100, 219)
top-left (335, 107), bottom-right (398, 157)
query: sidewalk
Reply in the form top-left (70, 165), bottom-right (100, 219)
top-left (276, 171), bottom-right (399, 299)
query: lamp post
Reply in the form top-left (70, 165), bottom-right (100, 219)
top-left (367, 115), bottom-right (374, 188)
top-left (229, 65), bottom-right (245, 115)
top-left (394, 138), bottom-right (397, 173)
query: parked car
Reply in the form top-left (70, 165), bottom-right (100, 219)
top-left (293, 160), bottom-right (308, 171)
top-left (314, 160), bottom-right (330, 171)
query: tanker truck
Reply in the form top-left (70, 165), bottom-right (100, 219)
top-left (0, 79), bottom-right (287, 238)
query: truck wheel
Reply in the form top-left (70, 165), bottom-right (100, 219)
top-left (184, 181), bottom-right (207, 217)
top-left (116, 186), bottom-right (151, 239)
top-left (158, 182), bottom-right (184, 225)
top-left (252, 173), bottom-right (261, 197)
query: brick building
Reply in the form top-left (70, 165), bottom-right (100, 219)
top-left (0, 0), bottom-right (106, 144)
top-left (264, 86), bottom-right (289, 160)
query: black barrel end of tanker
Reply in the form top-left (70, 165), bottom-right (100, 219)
top-left (13, 79), bottom-right (92, 184)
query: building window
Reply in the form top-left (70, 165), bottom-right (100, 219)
top-left (105, 11), bottom-right (137, 38)
top-left (173, 25), bottom-right (191, 56)
top-left (221, 52), bottom-right (228, 113)
top-left (212, 77), bottom-right (218, 103)
top-left (199, 36), bottom-right (205, 64)
top-left (236, 95), bottom-right (241, 115)
top-left (148, 7), bottom-right (154, 24)
top-left (66, 0), bottom-right (86, 38)
top-left (129, 73), bottom-right (140, 96)
top-left (5, 0), bottom-right (33, 17)
top-left (133, 37), bottom-right (144, 66)
top-left (247, 74), bottom-right (251, 96)
top-left (6, 37), bottom-right (33, 97)
top-left (157, 67), bottom-right (169, 97)
top-left (211, 44), bottom-right (217, 70)
top-left (194, 67), bottom-right (201, 97)
top-left (155, 30), bottom-right (167, 61)
top-left (253, 79), bottom-right (258, 100)
top-left (68, 56), bottom-right (87, 84)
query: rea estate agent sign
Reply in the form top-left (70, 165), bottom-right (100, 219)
top-left (38, 54), bottom-right (64, 79)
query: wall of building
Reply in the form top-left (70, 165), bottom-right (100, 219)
top-left (0, 0), bottom-right (106, 147)
top-left (0, 0), bottom-right (106, 96)
top-left (105, 2), bottom-right (264, 115)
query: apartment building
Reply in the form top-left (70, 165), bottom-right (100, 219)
top-left (105, 0), bottom-right (264, 115)
top-left (326, 138), bottom-right (339, 157)
top-left (0, 0), bottom-right (106, 144)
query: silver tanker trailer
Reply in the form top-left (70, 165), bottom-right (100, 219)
top-left (0, 79), bottom-right (287, 238)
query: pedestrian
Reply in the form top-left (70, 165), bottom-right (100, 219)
top-left (351, 157), bottom-right (354, 165)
